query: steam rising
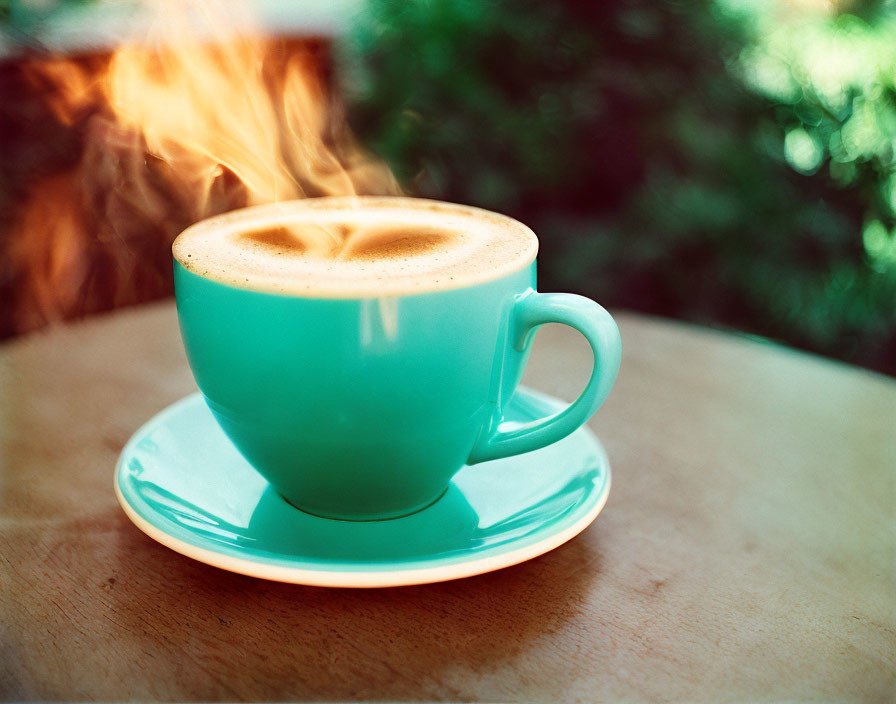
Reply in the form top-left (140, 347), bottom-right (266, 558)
top-left (12, 0), bottom-right (399, 330)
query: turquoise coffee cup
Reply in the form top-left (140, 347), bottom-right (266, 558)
top-left (174, 198), bottom-right (621, 521)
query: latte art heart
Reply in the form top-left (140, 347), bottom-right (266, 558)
top-left (173, 197), bottom-right (538, 297)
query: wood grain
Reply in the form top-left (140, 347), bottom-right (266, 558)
top-left (1, 302), bottom-right (894, 702)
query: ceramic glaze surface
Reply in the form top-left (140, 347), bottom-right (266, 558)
top-left (175, 260), bottom-right (620, 520)
top-left (115, 387), bottom-right (611, 587)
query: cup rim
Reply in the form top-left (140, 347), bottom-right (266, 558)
top-left (171, 196), bottom-right (538, 299)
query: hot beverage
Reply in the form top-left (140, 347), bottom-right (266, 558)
top-left (173, 197), bottom-right (537, 297)
top-left (173, 196), bottom-right (620, 520)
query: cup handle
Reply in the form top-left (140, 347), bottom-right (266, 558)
top-left (468, 291), bottom-right (621, 464)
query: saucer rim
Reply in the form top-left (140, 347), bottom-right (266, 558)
top-left (115, 388), bottom-right (611, 588)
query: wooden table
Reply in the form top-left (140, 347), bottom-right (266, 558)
top-left (1, 301), bottom-right (894, 702)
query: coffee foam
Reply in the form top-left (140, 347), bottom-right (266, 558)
top-left (172, 197), bottom-right (538, 297)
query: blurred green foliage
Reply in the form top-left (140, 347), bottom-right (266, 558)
top-left (342, 0), bottom-right (896, 374)
top-left (0, 0), bottom-right (89, 31)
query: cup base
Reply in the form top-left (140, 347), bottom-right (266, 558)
top-left (279, 486), bottom-right (450, 522)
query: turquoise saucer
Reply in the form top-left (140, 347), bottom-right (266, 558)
top-left (115, 387), bottom-right (611, 587)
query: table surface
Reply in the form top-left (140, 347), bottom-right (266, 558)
top-left (1, 302), bottom-right (894, 702)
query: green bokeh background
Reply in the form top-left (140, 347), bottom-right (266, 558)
top-left (341, 0), bottom-right (896, 375)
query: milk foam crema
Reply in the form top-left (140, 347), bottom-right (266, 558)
top-left (172, 197), bottom-right (539, 297)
